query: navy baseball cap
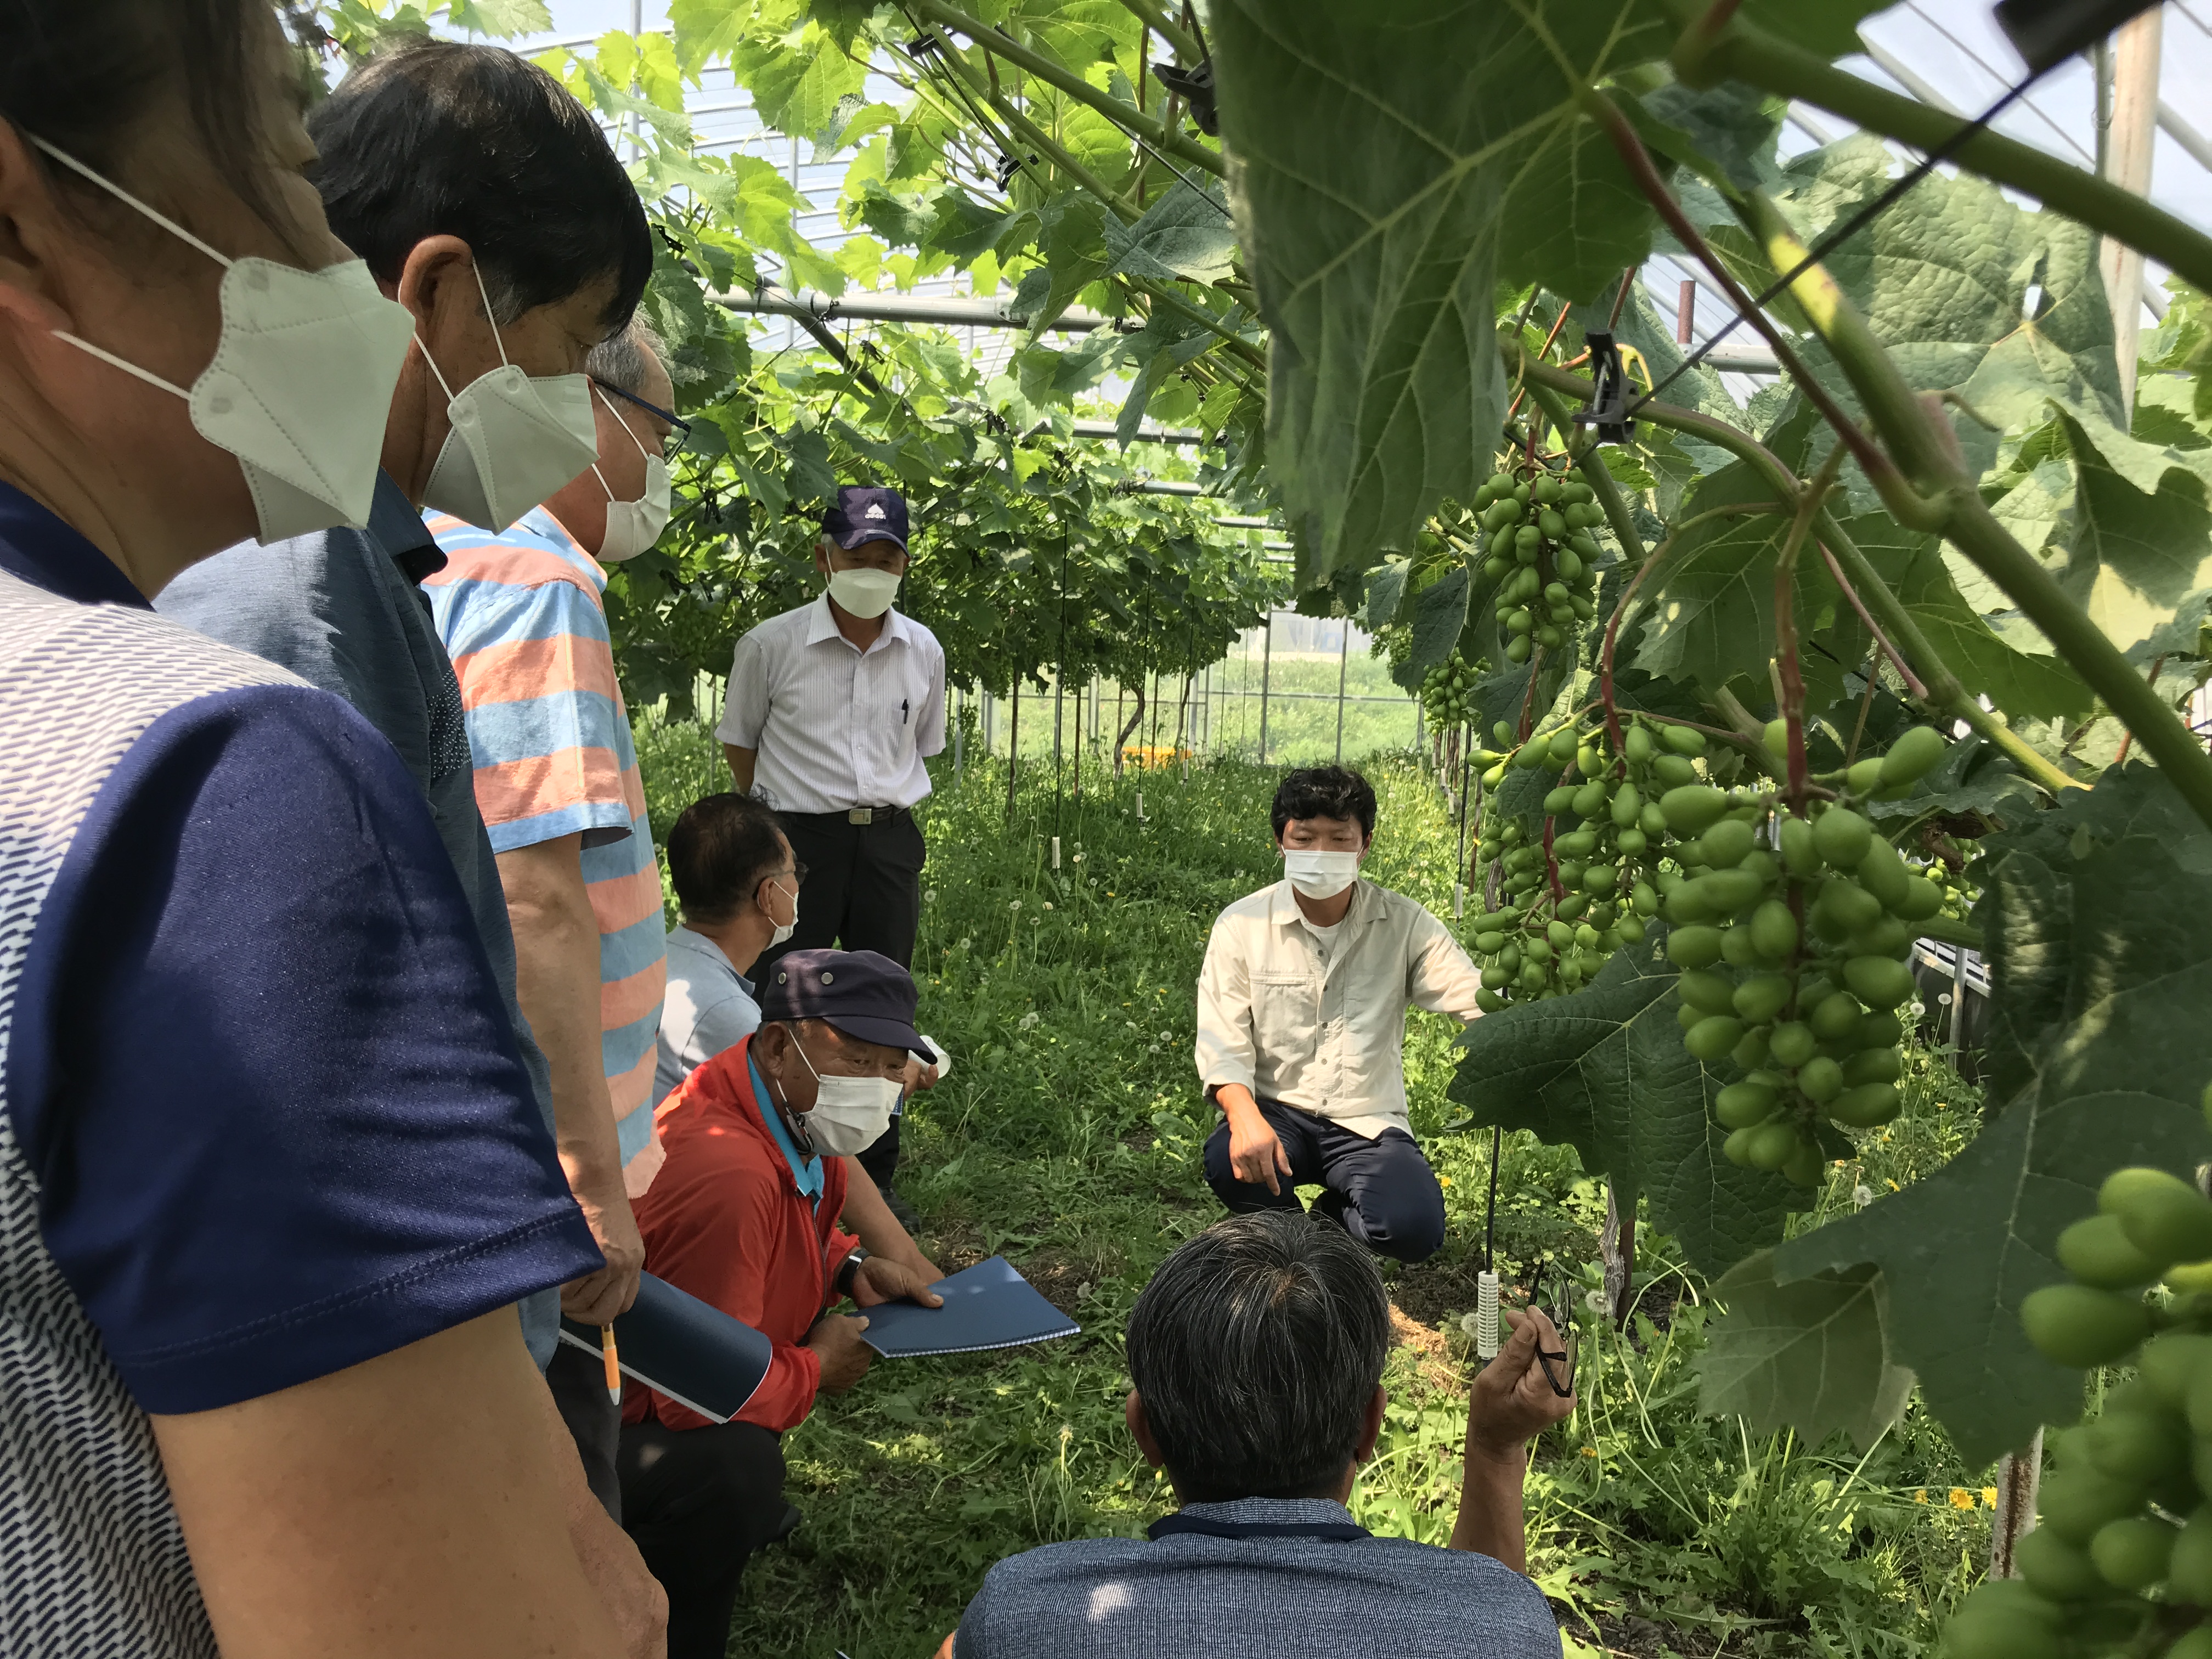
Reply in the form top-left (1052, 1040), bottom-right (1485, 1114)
top-left (822, 486), bottom-right (910, 552)
top-left (761, 949), bottom-right (930, 1059)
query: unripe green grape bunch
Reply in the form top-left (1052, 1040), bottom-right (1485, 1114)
top-left (1946, 1144), bottom-right (2212, 1659)
top-left (1466, 715), bottom-right (1657, 1011)
top-left (1652, 722), bottom-right (1950, 1187)
top-left (1419, 650), bottom-right (1480, 734)
top-left (1471, 466), bottom-right (1606, 665)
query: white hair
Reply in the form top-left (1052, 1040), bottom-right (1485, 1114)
top-left (585, 317), bottom-right (671, 397)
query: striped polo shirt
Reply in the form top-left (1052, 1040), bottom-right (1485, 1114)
top-left (426, 509), bottom-right (668, 1195)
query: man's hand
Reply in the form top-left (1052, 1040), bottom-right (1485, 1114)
top-left (901, 1056), bottom-right (940, 1099)
top-left (1451, 1304), bottom-right (1576, 1571)
top-left (850, 1256), bottom-right (944, 1311)
top-left (1220, 1087), bottom-right (1292, 1195)
top-left (803, 1313), bottom-right (875, 1393)
top-left (560, 1173), bottom-right (645, 1325)
top-left (1469, 1305), bottom-right (1577, 1455)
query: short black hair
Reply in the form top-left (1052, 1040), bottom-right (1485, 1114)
top-left (4, 0), bottom-right (296, 242)
top-left (306, 40), bottom-right (651, 329)
top-left (1128, 1213), bottom-right (1392, 1502)
top-left (1271, 766), bottom-right (1377, 843)
top-left (668, 793), bottom-right (789, 927)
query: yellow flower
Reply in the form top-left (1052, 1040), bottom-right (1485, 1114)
top-left (1982, 1488), bottom-right (2000, 1508)
top-left (1439, 1175), bottom-right (1453, 1189)
top-left (1579, 1446), bottom-right (1597, 1458)
top-left (1948, 1488), bottom-right (1975, 1511)
top-left (1912, 1488), bottom-right (1928, 1504)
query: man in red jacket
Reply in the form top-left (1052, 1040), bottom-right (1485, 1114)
top-left (618, 948), bottom-right (943, 1659)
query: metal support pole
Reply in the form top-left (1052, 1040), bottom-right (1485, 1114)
top-left (953, 686), bottom-right (964, 780)
top-left (1334, 620), bottom-right (1350, 764)
top-left (1259, 613), bottom-right (1274, 765)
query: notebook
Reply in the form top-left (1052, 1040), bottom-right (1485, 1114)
top-left (859, 1255), bottom-right (1081, 1358)
top-left (557, 1271), bottom-right (774, 1424)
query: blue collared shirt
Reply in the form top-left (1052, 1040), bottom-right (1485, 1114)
top-left (952, 1496), bottom-right (1561, 1659)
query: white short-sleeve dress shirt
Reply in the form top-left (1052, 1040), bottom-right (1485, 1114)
top-left (715, 594), bottom-right (946, 815)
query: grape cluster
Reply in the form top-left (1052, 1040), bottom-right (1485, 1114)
top-left (1472, 468), bottom-right (1606, 664)
top-left (1944, 1158), bottom-right (2212, 1658)
top-left (1467, 714), bottom-right (1657, 1011)
top-left (1654, 724), bottom-right (1950, 1186)
top-left (1419, 651), bottom-right (1480, 733)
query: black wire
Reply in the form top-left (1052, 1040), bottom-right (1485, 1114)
top-left (1628, 65), bottom-right (2054, 416)
top-left (1483, 1123), bottom-right (1502, 1273)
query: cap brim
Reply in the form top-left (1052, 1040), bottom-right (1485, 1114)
top-left (822, 1013), bottom-right (932, 1060)
top-left (828, 525), bottom-right (909, 553)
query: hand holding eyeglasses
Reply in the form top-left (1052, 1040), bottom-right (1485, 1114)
top-left (1467, 1303), bottom-right (1578, 1456)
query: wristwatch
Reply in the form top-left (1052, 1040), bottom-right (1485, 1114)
top-left (836, 1246), bottom-right (871, 1297)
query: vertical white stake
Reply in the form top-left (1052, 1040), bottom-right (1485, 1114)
top-left (1454, 883), bottom-right (1466, 919)
top-left (1050, 835), bottom-right (1061, 870)
top-left (1136, 792), bottom-right (1147, 822)
top-left (1476, 1271), bottom-right (1500, 1360)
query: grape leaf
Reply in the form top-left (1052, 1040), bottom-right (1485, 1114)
top-left (1209, 0), bottom-right (1674, 583)
top-left (1776, 806), bottom-right (2212, 1466)
top-left (1364, 560), bottom-right (1412, 632)
top-left (1446, 928), bottom-right (1797, 1276)
top-left (1104, 179), bottom-right (1238, 287)
top-left (2056, 414), bottom-right (2212, 655)
top-left (1408, 567), bottom-right (1470, 674)
top-left (1696, 1252), bottom-right (1913, 1452)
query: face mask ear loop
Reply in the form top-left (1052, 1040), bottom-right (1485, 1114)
top-left (469, 256), bottom-right (513, 369)
top-left (49, 332), bottom-right (191, 399)
top-left (595, 381), bottom-right (657, 462)
top-left (28, 136), bottom-right (232, 268)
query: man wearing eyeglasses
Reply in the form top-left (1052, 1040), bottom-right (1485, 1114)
top-left (715, 485), bottom-right (947, 1227)
top-left (422, 319), bottom-right (683, 1522)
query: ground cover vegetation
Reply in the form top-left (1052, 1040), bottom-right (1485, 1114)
top-left (638, 724), bottom-right (1999, 1658)
top-left (312, 1), bottom-right (2212, 1651)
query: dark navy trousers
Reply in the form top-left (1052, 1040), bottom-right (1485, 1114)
top-left (1203, 1096), bottom-right (1446, 1263)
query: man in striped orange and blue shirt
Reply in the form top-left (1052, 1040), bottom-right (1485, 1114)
top-left (425, 319), bottom-right (678, 1522)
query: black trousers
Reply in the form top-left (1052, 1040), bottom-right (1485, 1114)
top-left (546, 1340), bottom-right (622, 1522)
top-left (618, 1419), bottom-right (787, 1659)
top-left (1203, 1097), bottom-right (1447, 1264)
top-left (760, 809), bottom-right (927, 1190)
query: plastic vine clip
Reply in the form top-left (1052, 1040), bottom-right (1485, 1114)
top-left (1994, 0), bottom-right (2163, 75)
top-left (1475, 1271), bottom-right (1501, 1361)
top-left (1570, 331), bottom-right (1635, 445)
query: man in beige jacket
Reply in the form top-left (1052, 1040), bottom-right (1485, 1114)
top-left (1194, 767), bottom-right (1487, 1262)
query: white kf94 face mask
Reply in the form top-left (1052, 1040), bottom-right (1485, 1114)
top-left (827, 566), bottom-right (900, 619)
top-left (761, 877), bottom-right (798, 950)
top-left (789, 1034), bottom-right (902, 1156)
top-left (589, 382), bottom-right (671, 563)
top-left (34, 138), bottom-right (416, 545)
top-left (416, 261), bottom-right (599, 532)
top-left (1283, 848), bottom-right (1361, 900)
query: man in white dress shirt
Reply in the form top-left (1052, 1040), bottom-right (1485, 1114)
top-left (1193, 767), bottom-right (1488, 1263)
top-left (716, 486), bottom-right (945, 1214)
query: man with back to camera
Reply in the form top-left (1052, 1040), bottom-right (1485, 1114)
top-left (1195, 765), bottom-right (1488, 1263)
top-left (620, 948), bottom-right (946, 1659)
top-left (150, 37), bottom-right (662, 1641)
top-left (419, 317), bottom-right (678, 1519)
top-left (940, 1210), bottom-right (1573, 1657)
top-left (717, 486), bottom-right (946, 1223)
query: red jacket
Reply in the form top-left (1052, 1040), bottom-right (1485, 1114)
top-left (622, 1035), bottom-right (859, 1432)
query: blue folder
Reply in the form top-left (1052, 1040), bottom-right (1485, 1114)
top-left (859, 1255), bottom-right (1081, 1358)
top-left (558, 1272), bottom-right (773, 1424)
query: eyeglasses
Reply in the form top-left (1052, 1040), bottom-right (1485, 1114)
top-left (591, 376), bottom-right (691, 458)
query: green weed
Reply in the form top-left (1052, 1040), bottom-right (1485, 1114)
top-left (630, 723), bottom-right (1990, 1658)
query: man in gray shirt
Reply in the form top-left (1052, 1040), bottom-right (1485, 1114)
top-left (943, 1212), bottom-right (1572, 1658)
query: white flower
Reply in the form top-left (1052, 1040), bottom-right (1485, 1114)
top-left (956, 937), bottom-right (973, 952)
top-left (1159, 1031), bottom-right (1173, 1044)
top-left (1853, 1184), bottom-right (1875, 1210)
top-left (1018, 1011), bottom-right (1040, 1030)
top-left (1458, 1312), bottom-right (1482, 1337)
top-left (925, 889), bottom-right (939, 904)
top-left (1585, 1290), bottom-right (1608, 1314)
top-left (1042, 901), bottom-right (1054, 911)
top-left (1073, 852), bottom-right (1085, 863)
top-left (1075, 1280), bottom-right (1093, 1302)
top-left (1009, 899), bottom-right (1022, 911)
